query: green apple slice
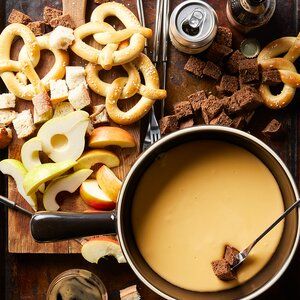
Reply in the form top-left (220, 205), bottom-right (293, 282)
top-left (74, 149), bottom-right (120, 171)
top-left (0, 159), bottom-right (37, 211)
top-left (21, 137), bottom-right (45, 193)
top-left (23, 160), bottom-right (77, 195)
top-left (37, 110), bottom-right (89, 162)
top-left (43, 169), bottom-right (93, 211)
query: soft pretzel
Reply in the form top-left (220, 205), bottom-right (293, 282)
top-left (0, 23), bottom-right (69, 100)
top-left (86, 53), bottom-right (167, 125)
top-left (71, 2), bottom-right (152, 70)
top-left (258, 34), bottom-right (300, 109)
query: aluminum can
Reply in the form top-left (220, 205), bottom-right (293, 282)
top-left (169, 0), bottom-right (218, 54)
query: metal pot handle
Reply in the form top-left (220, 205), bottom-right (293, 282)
top-left (30, 211), bottom-right (116, 242)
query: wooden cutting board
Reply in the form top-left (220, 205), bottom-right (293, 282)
top-left (7, 0), bottom-right (141, 253)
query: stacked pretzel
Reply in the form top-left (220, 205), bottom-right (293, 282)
top-left (0, 2), bottom-right (166, 126)
top-left (258, 33), bottom-right (300, 109)
top-left (72, 2), bottom-right (166, 125)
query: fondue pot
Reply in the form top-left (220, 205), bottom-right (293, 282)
top-left (31, 126), bottom-right (300, 300)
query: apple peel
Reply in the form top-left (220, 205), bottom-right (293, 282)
top-left (0, 159), bottom-right (37, 211)
top-left (74, 149), bottom-right (120, 171)
top-left (81, 236), bottom-right (126, 264)
top-left (23, 160), bottom-right (77, 195)
top-left (43, 169), bottom-right (93, 211)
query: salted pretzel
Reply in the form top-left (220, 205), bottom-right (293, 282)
top-left (257, 33), bottom-right (300, 109)
top-left (0, 23), bottom-right (69, 100)
top-left (71, 2), bottom-right (152, 70)
top-left (86, 53), bottom-right (167, 125)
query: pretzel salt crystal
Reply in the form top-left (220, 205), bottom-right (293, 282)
top-left (0, 24), bottom-right (69, 100)
top-left (87, 53), bottom-right (167, 125)
top-left (71, 2), bottom-right (152, 70)
top-left (258, 34), bottom-right (300, 109)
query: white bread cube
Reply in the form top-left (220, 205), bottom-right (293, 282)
top-left (66, 66), bottom-right (86, 90)
top-left (33, 107), bottom-right (53, 124)
top-left (0, 93), bottom-right (16, 109)
top-left (32, 92), bottom-right (53, 116)
top-left (86, 120), bottom-right (94, 136)
top-left (0, 110), bottom-right (17, 125)
top-left (49, 26), bottom-right (75, 50)
top-left (68, 84), bottom-right (91, 110)
top-left (50, 80), bottom-right (69, 104)
top-left (90, 104), bottom-right (109, 124)
top-left (12, 110), bottom-right (35, 138)
top-left (53, 102), bottom-right (74, 118)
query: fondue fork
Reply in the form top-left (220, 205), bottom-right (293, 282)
top-left (0, 195), bottom-right (33, 216)
top-left (232, 198), bottom-right (300, 270)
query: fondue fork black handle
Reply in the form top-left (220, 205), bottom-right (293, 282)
top-left (30, 211), bottom-right (116, 242)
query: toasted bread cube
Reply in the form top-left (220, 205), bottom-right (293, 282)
top-left (90, 104), bottom-right (109, 124)
top-left (53, 102), bottom-right (74, 118)
top-left (0, 93), bottom-right (16, 109)
top-left (68, 84), bottom-right (91, 110)
top-left (0, 110), bottom-right (17, 125)
top-left (50, 80), bottom-right (69, 104)
top-left (65, 66), bottom-right (86, 90)
top-left (32, 92), bottom-right (53, 116)
top-left (43, 6), bottom-right (63, 25)
top-left (50, 26), bottom-right (75, 50)
top-left (27, 21), bottom-right (46, 36)
top-left (12, 110), bottom-right (35, 139)
top-left (86, 120), bottom-right (94, 136)
top-left (33, 107), bottom-right (53, 124)
top-left (8, 9), bottom-right (32, 25)
top-left (0, 126), bottom-right (12, 149)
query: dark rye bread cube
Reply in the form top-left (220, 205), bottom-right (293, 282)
top-left (218, 75), bottom-right (239, 94)
top-left (261, 68), bottom-right (281, 85)
top-left (231, 115), bottom-right (246, 129)
top-left (27, 21), bottom-right (46, 36)
top-left (8, 9), bottom-right (32, 25)
top-left (239, 59), bottom-right (259, 84)
top-left (184, 56), bottom-right (206, 77)
top-left (210, 111), bottom-right (233, 127)
top-left (262, 119), bottom-right (284, 138)
top-left (179, 118), bottom-right (194, 129)
top-left (215, 26), bottom-right (233, 48)
top-left (159, 115), bottom-right (178, 135)
top-left (226, 50), bottom-right (245, 74)
top-left (174, 101), bottom-right (193, 120)
top-left (226, 87), bottom-right (262, 115)
top-left (211, 259), bottom-right (236, 281)
top-left (201, 95), bottom-right (224, 124)
top-left (206, 42), bottom-right (233, 63)
top-left (224, 245), bottom-right (240, 266)
top-left (43, 6), bottom-right (63, 25)
top-left (49, 14), bottom-right (76, 29)
top-left (187, 90), bottom-right (207, 114)
top-left (203, 61), bottom-right (222, 81)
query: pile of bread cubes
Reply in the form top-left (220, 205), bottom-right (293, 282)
top-left (160, 26), bottom-right (283, 138)
top-left (0, 7), bottom-right (108, 149)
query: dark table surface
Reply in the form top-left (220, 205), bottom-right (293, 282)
top-left (1, 0), bottom-right (300, 299)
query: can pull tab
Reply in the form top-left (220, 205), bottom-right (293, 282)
top-left (182, 8), bottom-right (206, 36)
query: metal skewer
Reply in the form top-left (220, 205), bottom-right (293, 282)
top-left (0, 195), bottom-right (33, 216)
top-left (137, 0), bottom-right (148, 56)
top-left (232, 198), bottom-right (300, 270)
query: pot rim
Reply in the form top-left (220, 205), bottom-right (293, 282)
top-left (117, 126), bottom-right (300, 300)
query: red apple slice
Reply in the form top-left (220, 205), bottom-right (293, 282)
top-left (88, 126), bottom-right (136, 148)
top-left (80, 179), bottom-right (115, 210)
top-left (81, 236), bottom-right (126, 264)
top-left (96, 165), bottom-right (122, 202)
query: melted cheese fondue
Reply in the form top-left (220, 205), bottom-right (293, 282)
top-left (132, 140), bottom-right (284, 292)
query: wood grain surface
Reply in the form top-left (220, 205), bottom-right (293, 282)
top-left (1, 0), bottom-right (300, 299)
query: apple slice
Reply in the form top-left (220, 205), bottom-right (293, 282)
top-left (80, 179), bottom-right (115, 210)
top-left (0, 159), bottom-right (37, 211)
top-left (37, 110), bottom-right (89, 162)
top-left (23, 160), bottom-right (77, 195)
top-left (89, 126), bottom-right (136, 148)
top-left (21, 137), bottom-right (45, 193)
top-left (43, 169), bottom-right (93, 211)
top-left (96, 165), bottom-right (122, 202)
top-left (81, 236), bottom-right (126, 264)
top-left (74, 149), bottom-right (120, 171)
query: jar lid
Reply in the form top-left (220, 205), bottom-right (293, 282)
top-left (240, 38), bottom-right (261, 58)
